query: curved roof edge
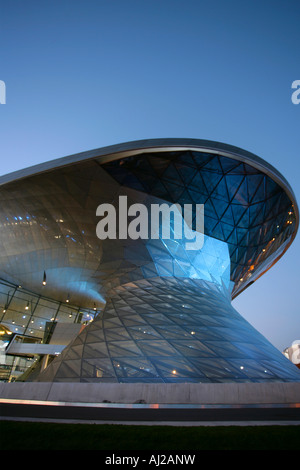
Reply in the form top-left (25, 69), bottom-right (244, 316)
top-left (0, 137), bottom-right (298, 232)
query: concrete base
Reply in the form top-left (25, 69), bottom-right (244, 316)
top-left (0, 381), bottom-right (300, 405)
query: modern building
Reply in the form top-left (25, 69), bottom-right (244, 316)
top-left (0, 138), bottom-right (300, 384)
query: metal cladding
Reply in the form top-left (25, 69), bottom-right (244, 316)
top-left (0, 139), bottom-right (299, 383)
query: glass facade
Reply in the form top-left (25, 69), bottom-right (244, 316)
top-left (37, 276), bottom-right (300, 383)
top-left (102, 150), bottom-right (296, 298)
top-left (0, 139), bottom-right (299, 383)
top-left (0, 278), bottom-right (96, 381)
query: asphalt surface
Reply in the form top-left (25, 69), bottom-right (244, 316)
top-left (1, 402), bottom-right (300, 424)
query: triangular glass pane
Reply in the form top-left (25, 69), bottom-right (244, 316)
top-left (234, 177), bottom-right (248, 205)
top-left (201, 171), bottom-right (223, 194)
top-left (225, 174), bottom-right (244, 200)
top-left (219, 156), bottom-right (241, 173)
top-left (191, 151), bottom-right (212, 168)
top-left (64, 344), bottom-right (84, 360)
top-left (210, 176), bottom-right (229, 202)
top-left (55, 359), bottom-right (82, 378)
top-left (189, 172), bottom-right (208, 194)
top-left (138, 340), bottom-right (179, 356)
top-left (202, 156), bottom-right (223, 173)
top-left (214, 198), bottom-right (230, 219)
top-left (151, 356), bottom-right (203, 378)
top-left (105, 328), bottom-right (132, 341)
top-left (83, 343), bottom-right (109, 359)
top-left (248, 175), bottom-right (265, 203)
top-left (108, 341), bottom-right (144, 357)
top-left (161, 163), bottom-right (181, 183)
top-left (177, 151), bottom-right (198, 167)
top-left (231, 204), bottom-right (248, 226)
top-left (170, 340), bottom-right (216, 357)
top-left (174, 163), bottom-right (197, 185)
top-left (127, 325), bottom-right (162, 340)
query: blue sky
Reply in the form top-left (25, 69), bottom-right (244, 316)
top-left (0, 0), bottom-right (299, 352)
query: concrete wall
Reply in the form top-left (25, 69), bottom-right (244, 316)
top-left (0, 381), bottom-right (299, 405)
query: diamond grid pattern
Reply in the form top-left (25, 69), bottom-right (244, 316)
top-left (37, 277), bottom-right (300, 383)
top-left (2, 144), bottom-right (298, 384)
top-left (102, 151), bottom-right (296, 296)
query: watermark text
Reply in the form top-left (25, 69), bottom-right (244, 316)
top-left (291, 80), bottom-right (300, 104)
top-left (96, 196), bottom-right (204, 250)
top-left (0, 80), bottom-right (6, 104)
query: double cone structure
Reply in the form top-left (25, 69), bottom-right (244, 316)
top-left (0, 138), bottom-right (299, 383)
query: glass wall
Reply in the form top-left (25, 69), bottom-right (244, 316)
top-left (102, 150), bottom-right (296, 297)
top-left (0, 278), bottom-right (97, 381)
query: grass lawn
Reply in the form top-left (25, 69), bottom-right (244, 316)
top-left (0, 421), bottom-right (299, 450)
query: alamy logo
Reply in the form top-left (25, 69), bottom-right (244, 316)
top-left (291, 80), bottom-right (300, 105)
top-left (96, 196), bottom-right (204, 250)
top-left (0, 80), bottom-right (6, 104)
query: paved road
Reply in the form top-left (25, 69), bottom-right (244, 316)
top-left (1, 402), bottom-right (300, 424)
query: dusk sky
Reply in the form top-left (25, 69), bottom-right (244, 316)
top-left (0, 0), bottom-right (299, 352)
